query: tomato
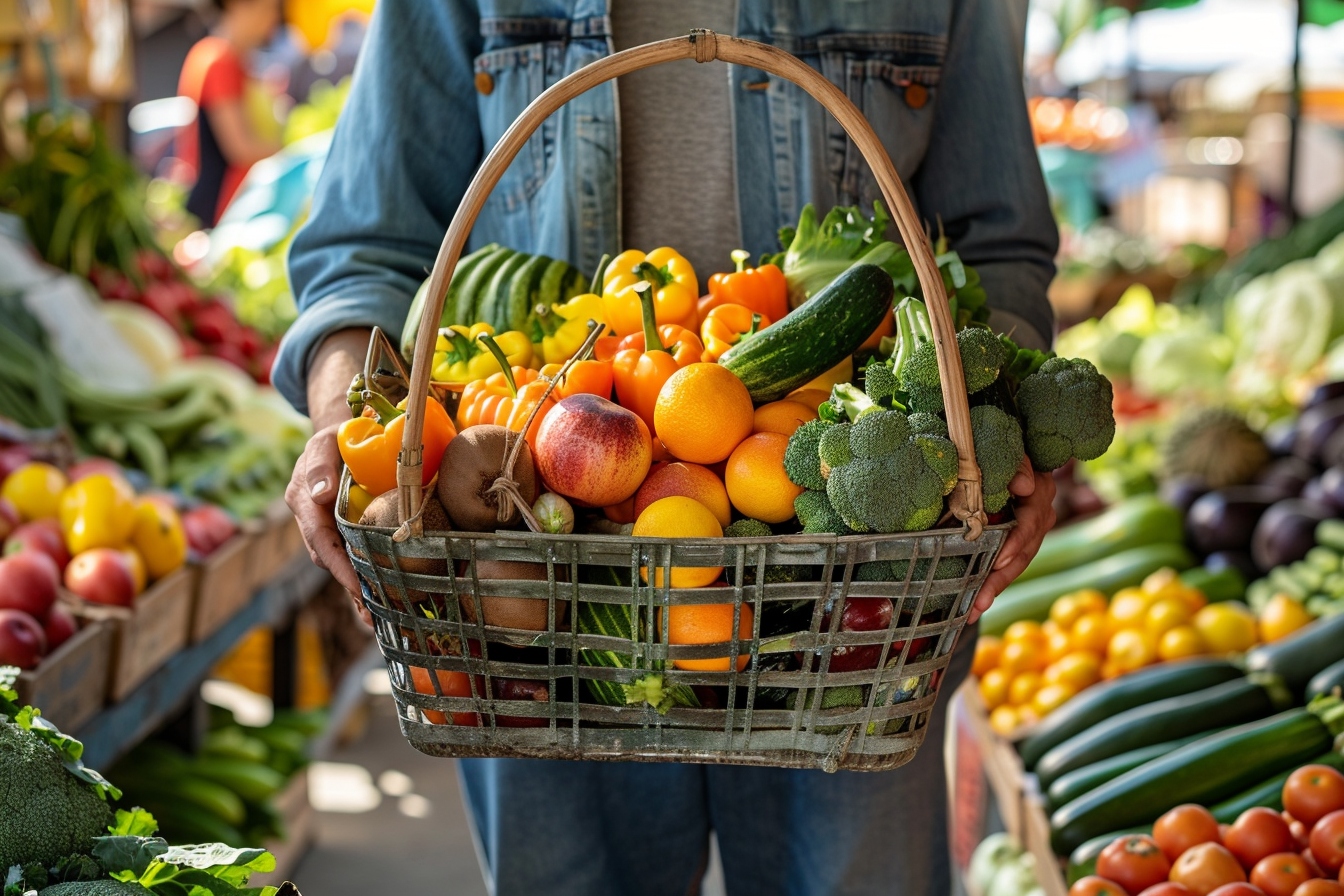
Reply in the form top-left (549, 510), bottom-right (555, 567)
top-left (1293, 882), bottom-right (1344, 896)
top-left (1069, 876), bottom-right (1131, 896)
top-left (1303, 850), bottom-right (1325, 878)
top-left (1099, 835), bottom-right (1173, 894)
top-left (1226, 809), bottom-right (1298, 869)
top-left (1138, 885), bottom-right (1195, 896)
top-left (1206, 885), bottom-right (1267, 896)
top-left (1157, 805), bottom-right (1224, 862)
top-left (409, 666), bottom-right (479, 726)
top-left (1172, 843), bottom-right (1250, 896)
top-left (1289, 815), bottom-right (1312, 851)
top-left (1310, 811), bottom-right (1344, 876)
top-left (1284, 766), bottom-right (1344, 828)
top-left (1250, 853), bottom-right (1315, 896)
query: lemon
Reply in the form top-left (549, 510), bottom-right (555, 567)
top-left (1192, 603), bottom-right (1259, 654)
top-left (632, 496), bottom-right (723, 588)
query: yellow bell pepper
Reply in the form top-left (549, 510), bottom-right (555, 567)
top-left (130, 497), bottom-right (188, 579)
top-left (431, 323), bottom-right (533, 384)
top-left (58, 473), bottom-right (136, 554)
top-left (535, 292), bottom-right (606, 364)
top-left (602, 247), bottom-right (700, 337)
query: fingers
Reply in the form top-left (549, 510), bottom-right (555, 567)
top-left (349, 591), bottom-right (373, 628)
top-left (287, 427), bottom-right (362, 595)
top-left (1009, 455), bottom-right (1036, 498)
top-left (305, 425), bottom-right (343, 506)
top-left (972, 469), bottom-right (1057, 624)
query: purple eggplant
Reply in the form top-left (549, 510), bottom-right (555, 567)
top-left (1160, 475), bottom-right (1210, 515)
top-left (1305, 380), bottom-right (1344, 410)
top-left (1251, 499), bottom-right (1337, 571)
top-left (1294, 398), bottom-right (1344, 464)
top-left (1185, 486), bottom-right (1281, 556)
top-left (1256, 456), bottom-right (1318, 500)
top-left (1310, 467), bottom-right (1344, 512)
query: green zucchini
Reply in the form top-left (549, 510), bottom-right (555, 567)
top-left (575, 591), bottom-right (698, 711)
top-left (1034, 677), bottom-right (1287, 790)
top-left (1050, 707), bottom-right (1344, 855)
top-left (1308, 656), bottom-right (1344, 700)
top-left (1180, 565), bottom-right (1246, 603)
top-left (476, 251), bottom-right (531, 333)
top-left (188, 757), bottom-right (286, 803)
top-left (1243, 613), bottom-right (1344, 698)
top-left (1210, 749), bottom-right (1344, 821)
top-left (497, 253), bottom-right (550, 333)
top-left (1019, 657), bottom-right (1243, 770)
top-left (117, 774), bottom-right (248, 827)
top-left (719, 264), bottom-right (894, 402)
top-left (1045, 729), bottom-right (1217, 812)
top-left (1018, 497), bottom-right (1184, 583)
top-left (981, 543), bottom-right (1196, 636)
top-left (399, 243), bottom-right (501, 359)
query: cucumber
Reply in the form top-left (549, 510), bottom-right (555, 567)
top-left (1018, 657), bottom-right (1243, 770)
top-left (575, 597), bottom-right (697, 710)
top-left (188, 757), bottom-right (286, 802)
top-left (476, 251), bottom-right (531, 333)
top-left (118, 774), bottom-right (248, 826)
top-left (1049, 708), bottom-right (1338, 855)
top-left (1044, 730), bottom-right (1216, 812)
top-left (1018, 497), bottom-right (1184, 583)
top-left (201, 726), bottom-right (270, 764)
top-left (1308, 656), bottom-right (1344, 699)
top-left (719, 264), bottom-right (893, 402)
top-left (398, 243), bottom-right (501, 359)
top-left (1180, 565), bottom-right (1246, 603)
top-left (499, 253), bottom-right (550, 333)
top-left (1034, 677), bottom-right (1286, 790)
top-left (1210, 749), bottom-right (1344, 821)
top-left (981, 543), bottom-right (1196, 637)
top-left (1243, 613), bottom-right (1344, 698)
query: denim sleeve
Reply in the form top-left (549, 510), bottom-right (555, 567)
top-left (273, 0), bottom-right (484, 415)
top-left (911, 0), bottom-right (1059, 348)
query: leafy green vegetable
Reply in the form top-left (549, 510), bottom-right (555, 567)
top-left (761, 202), bottom-right (915, 307)
top-left (93, 811), bottom-right (277, 896)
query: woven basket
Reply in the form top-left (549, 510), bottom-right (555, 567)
top-left (337, 30), bottom-right (1010, 772)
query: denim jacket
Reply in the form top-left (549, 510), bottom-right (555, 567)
top-left (275, 0), bottom-right (1058, 414)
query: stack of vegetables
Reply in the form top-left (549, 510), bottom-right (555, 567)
top-left (1068, 761), bottom-right (1344, 896)
top-left (0, 669), bottom-right (282, 896)
top-left (340, 202), bottom-right (1118, 716)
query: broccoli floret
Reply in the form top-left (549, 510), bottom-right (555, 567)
top-left (784, 419), bottom-right (832, 490)
top-left (794, 490), bottom-right (851, 535)
top-left (899, 327), bottom-right (1009, 413)
top-left (817, 423), bottom-right (853, 474)
top-left (724, 519), bottom-right (772, 538)
top-left (908, 412), bottom-right (948, 438)
top-left (854, 561), bottom-right (895, 581)
top-left (890, 555), bottom-right (970, 581)
top-left (970, 405), bottom-right (1025, 513)
top-left (863, 360), bottom-right (900, 407)
top-left (0, 718), bottom-right (114, 870)
top-left (828, 383), bottom-right (881, 422)
top-left (823, 410), bottom-right (958, 534)
top-left (40, 883), bottom-right (152, 896)
top-left (1016, 357), bottom-right (1116, 471)
top-left (724, 519), bottom-right (807, 584)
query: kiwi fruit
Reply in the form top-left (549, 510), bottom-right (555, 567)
top-left (437, 425), bottom-right (538, 531)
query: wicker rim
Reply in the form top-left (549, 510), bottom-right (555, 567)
top-left (394, 29), bottom-right (987, 539)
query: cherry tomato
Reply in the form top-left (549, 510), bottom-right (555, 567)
top-left (1069, 876), bottom-right (1131, 896)
top-left (1226, 809), bottom-right (1297, 869)
top-left (1206, 885), bottom-right (1267, 896)
top-left (1172, 843), bottom-right (1250, 896)
top-left (1250, 853), bottom-right (1315, 896)
top-left (1139, 884), bottom-right (1195, 896)
top-left (1310, 811), bottom-right (1344, 876)
top-left (1284, 767), bottom-right (1344, 828)
top-left (1289, 814), bottom-right (1312, 851)
top-left (1303, 850), bottom-right (1326, 879)
top-left (1157, 805), bottom-right (1224, 862)
top-left (1099, 835), bottom-right (1174, 895)
top-left (1293, 881), bottom-right (1344, 896)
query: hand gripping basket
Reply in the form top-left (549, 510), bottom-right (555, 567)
top-left (337, 30), bottom-right (1011, 772)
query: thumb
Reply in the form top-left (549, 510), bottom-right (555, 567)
top-left (306, 430), bottom-right (343, 506)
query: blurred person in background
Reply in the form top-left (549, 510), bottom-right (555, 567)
top-left (177, 0), bottom-right (284, 224)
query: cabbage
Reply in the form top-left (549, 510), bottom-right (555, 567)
top-left (987, 854), bottom-right (1039, 896)
top-left (969, 833), bottom-right (1022, 894)
top-left (1130, 318), bottom-right (1233, 400)
top-left (1227, 261), bottom-right (1341, 375)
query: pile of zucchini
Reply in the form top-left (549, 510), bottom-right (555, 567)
top-left (1009, 613), bottom-right (1344, 874)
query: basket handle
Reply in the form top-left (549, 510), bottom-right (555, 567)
top-left (397, 30), bottom-right (986, 539)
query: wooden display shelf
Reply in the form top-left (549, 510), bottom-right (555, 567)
top-left (955, 680), bottom-right (1030, 842)
top-left (15, 619), bottom-right (114, 732)
top-left (189, 533), bottom-right (256, 643)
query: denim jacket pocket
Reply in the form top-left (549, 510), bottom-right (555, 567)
top-left (473, 41), bottom-right (563, 211)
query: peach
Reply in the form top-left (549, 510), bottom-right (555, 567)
top-left (535, 394), bottom-right (652, 507)
top-left (635, 462), bottom-right (732, 527)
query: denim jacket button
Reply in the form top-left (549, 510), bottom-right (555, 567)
top-left (475, 71), bottom-right (495, 95)
top-left (904, 83), bottom-right (928, 109)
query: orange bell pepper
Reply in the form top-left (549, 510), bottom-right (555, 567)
top-left (615, 322), bottom-right (703, 364)
top-left (338, 392), bottom-right (456, 497)
top-left (613, 284), bottom-right (700, 432)
top-left (474, 334), bottom-right (559, 451)
top-left (700, 303), bottom-right (770, 362)
top-left (602, 247), bottom-right (700, 336)
top-left (704, 250), bottom-right (790, 323)
top-left (539, 360), bottom-right (614, 400)
top-left (457, 364), bottom-right (539, 429)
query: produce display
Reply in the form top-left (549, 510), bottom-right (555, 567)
top-left (0, 670), bottom-right (281, 895)
top-left (341, 202), bottom-right (1118, 716)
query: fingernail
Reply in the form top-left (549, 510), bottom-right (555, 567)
top-left (311, 479), bottom-right (329, 498)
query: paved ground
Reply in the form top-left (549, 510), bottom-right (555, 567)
top-left (289, 691), bottom-right (728, 896)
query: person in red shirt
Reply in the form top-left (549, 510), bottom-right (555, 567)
top-left (178, 0), bottom-right (283, 224)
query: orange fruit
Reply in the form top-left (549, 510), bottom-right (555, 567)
top-left (1044, 651), bottom-right (1102, 691)
top-left (1004, 620), bottom-right (1047, 647)
top-left (1259, 594), bottom-right (1313, 642)
top-left (654, 363), bottom-right (754, 463)
top-left (1071, 613), bottom-right (1110, 653)
top-left (979, 668), bottom-right (1011, 710)
top-left (632, 496), bottom-right (723, 588)
top-left (1009, 671), bottom-right (1043, 706)
top-left (972, 635), bottom-right (1003, 677)
top-left (1000, 639), bottom-right (1046, 675)
top-left (752, 399), bottom-right (818, 437)
top-left (785, 388), bottom-right (831, 411)
top-left (665, 602), bottom-right (753, 671)
top-left (724, 432), bottom-right (804, 524)
top-left (634, 462), bottom-right (732, 527)
top-left (1046, 628), bottom-right (1073, 663)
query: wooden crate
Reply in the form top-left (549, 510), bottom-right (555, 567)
top-left (956, 679), bottom-right (1030, 841)
top-left (1023, 792), bottom-right (1070, 896)
top-left (246, 501), bottom-right (304, 591)
top-left (15, 619), bottom-right (113, 731)
top-left (251, 771), bottom-right (315, 888)
top-left (189, 533), bottom-right (256, 642)
top-left (71, 567), bottom-right (194, 702)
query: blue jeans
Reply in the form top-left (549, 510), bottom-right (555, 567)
top-left (457, 629), bottom-right (976, 896)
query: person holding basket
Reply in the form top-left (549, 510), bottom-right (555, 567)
top-left (277, 2), bottom-right (1058, 894)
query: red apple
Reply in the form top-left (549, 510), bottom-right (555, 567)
top-left (0, 551), bottom-right (59, 618)
top-left (67, 458), bottom-right (125, 482)
top-left (64, 548), bottom-right (137, 607)
top-left (534, 394), bottom-right (653, 507)
top-left (0, 609), bottom-right (46, 668)
top-left (42, 604), bottom-right (76, 652)
top-left (0, 497), bottom-right (19, 542)
top-left (181, 505), bottom-right (238, 556)
top-left (0, 445), bottom-right (34, 483)
top-left (5, 519), bottom-right (71, 570)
